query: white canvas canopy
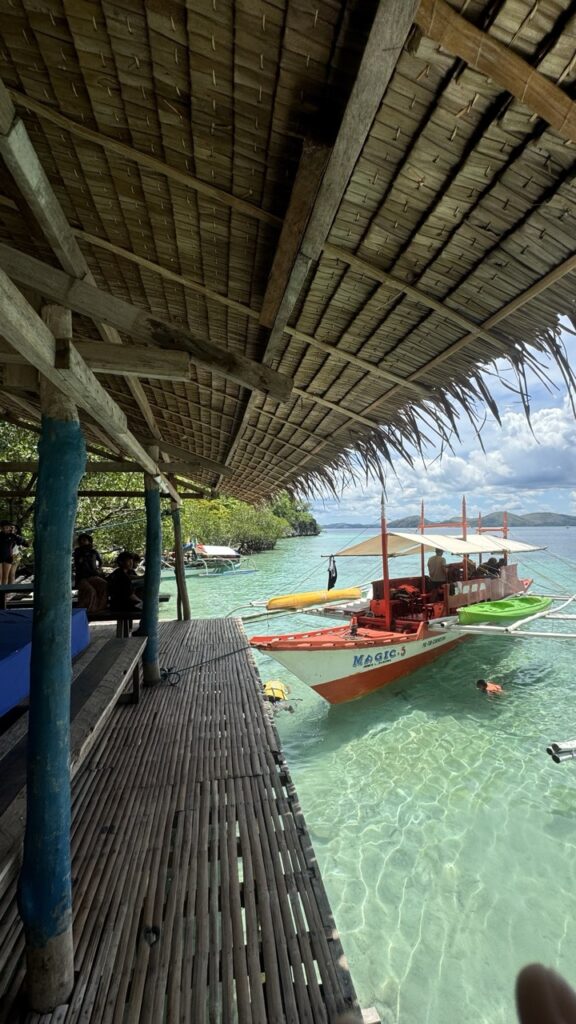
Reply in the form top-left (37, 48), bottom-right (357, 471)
top-left (192, 544), bottom-right (240, 558)
top-left (332, 531), bottom-right (544, 558)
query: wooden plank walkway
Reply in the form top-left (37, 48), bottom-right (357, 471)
top-left (0, 619), bottom-right (373, 1024)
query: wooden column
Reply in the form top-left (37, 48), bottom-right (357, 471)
top-left (169, 478), bottom-right (191, 621)
top-left (18, 306), bottom-right (85, 1011)
top-left (140, 446), bottom-right (162, 684)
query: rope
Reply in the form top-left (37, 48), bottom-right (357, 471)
top-left (159, 643), bottom-right (254, 685)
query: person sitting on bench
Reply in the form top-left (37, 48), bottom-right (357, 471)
top-left (74, 532), bottom-right (108, 612)
top-left (107, 552), bottom-right (143, 620)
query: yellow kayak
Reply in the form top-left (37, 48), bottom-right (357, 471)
top-left (266, 587), bottom-right (362, 611)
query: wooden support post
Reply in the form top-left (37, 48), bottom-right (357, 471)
top-left (140, 446), bottom-right (162, 685)
top-left (169, 477), bottom-right (191, 622)
top-left (18, 306), bottom-right (85, 1011)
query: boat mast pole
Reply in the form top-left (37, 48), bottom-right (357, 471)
top-left (419, 499), bottom-right (426, 594)
top-left (462, 495), bottom-right (468, 581)
top-left (381, 495), bottom-right (391, 630)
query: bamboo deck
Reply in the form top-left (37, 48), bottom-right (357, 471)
top-left (0, 619), bottom-right (373, 1023)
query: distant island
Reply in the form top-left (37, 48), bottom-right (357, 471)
top-left (321, 512), bottom-right (576, 529)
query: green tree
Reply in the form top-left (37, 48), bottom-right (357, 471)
top-left (179, 497), bottom-right (288, 553)
top-left (269, 492), bottom-right (320, 536)
top-left (0, 425), bottom-right (319, 561)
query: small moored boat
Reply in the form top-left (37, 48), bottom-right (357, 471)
top-left (457, 594), bottom-right (551, 625)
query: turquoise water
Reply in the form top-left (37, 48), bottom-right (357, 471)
top-left (162, 528), bottom-right (576, 1023)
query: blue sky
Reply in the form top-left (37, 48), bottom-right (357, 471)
top-left (311, 331), bottom-right (576, 524)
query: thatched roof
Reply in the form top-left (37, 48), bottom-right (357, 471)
top-left (0, 0), bottom-right (575, 501)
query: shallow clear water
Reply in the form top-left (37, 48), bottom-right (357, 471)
top-left (162, 527), bottom-right (576, 1023)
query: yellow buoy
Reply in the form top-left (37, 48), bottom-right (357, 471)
top-left (266, 587), bottom-right (362, 611)
top-left (263, 680), bottom-right (290, 702)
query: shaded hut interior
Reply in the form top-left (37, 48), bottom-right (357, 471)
top-left (0, 0), bottom-right (575, 498)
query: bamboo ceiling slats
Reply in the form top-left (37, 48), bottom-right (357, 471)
top-left (1, 0), bottom-right (576, 498)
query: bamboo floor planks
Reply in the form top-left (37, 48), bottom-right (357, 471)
top-left (0, 619), bottom-right (367, 1023)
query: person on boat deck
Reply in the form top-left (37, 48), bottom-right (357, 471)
top-left (476, 678), bottom-right (503, 695)
top-left (107, 552), bottom-right (143, 618)
top-left (0, 521), bottom-right (29, 586)
top-left (74, 533), bottom-right (108, 613)
top-left (427, 548), bottom-right (447, 585)
top-left (476, 557), bottom-right (500, 578)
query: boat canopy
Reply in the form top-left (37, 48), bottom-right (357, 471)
top-left (184, 543), bottom-right (240, 557)
top-left (331, 531), bottom-right (545, 558)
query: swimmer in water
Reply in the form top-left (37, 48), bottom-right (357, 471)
top-left (476, 678), bottom-right (503, 695)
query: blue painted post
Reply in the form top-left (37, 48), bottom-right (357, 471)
top-left (18, 341), bottom-right (86, 1010)
top-left (140, 458), bottom-right (162, 684)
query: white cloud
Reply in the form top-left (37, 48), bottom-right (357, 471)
top-left (312, 396), bottom-right (576, 523)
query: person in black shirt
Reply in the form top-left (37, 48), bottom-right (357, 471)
top-left (73, 533), bottom-right (108, 612)
top-left (107, 552), bottom-right (143, 619)
top-left (0, 521), bottom-right (29, 585)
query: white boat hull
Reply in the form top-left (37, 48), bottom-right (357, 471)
top-left (259, 627), bottom-right (461, 703)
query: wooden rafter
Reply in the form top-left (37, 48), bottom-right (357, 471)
top-left (323, 244), bottom-right (510, 354)
top-left (264, 0), bottom-right (420, 356)
top-left (143, 440), bottom-right (233, 477)
top-left (214, 0), bottom-right (419, 489)
top-left (270, 246), bottom-right (576, 489)
top-left (0, 459), bottom-right (227, 479)
top-left (416, 0), bottom-right (576, 145)
top-left (9, 90), bottom-right (281, 228)
top-left (0, 340), bottom-right (191, 380)
top-left (0, 379), bottom-right (123, 457)
top-left (0, 79), bottom-right (176, 473)
top-left (0, 244), bottom-right (293, 403)
top-left (259, 140), bottom-right (331, 330)
top-left (74, 230), bottom-right (432, 396)
top-left (0, 272), bottom-right (179, 502)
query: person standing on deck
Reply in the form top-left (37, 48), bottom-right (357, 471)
top-left (73, 532), bottom-right (108, 612)
top-left (427, 548), bottom-right (447, 587)
top-left (107, 551), bottom-right (143, 619)
top-left (0, 520), bottom-right (29, 585)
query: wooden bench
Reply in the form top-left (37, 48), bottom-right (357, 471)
top-left (0, 636), bottom-right (146, 893)
top-left (86, 593), bottom-right (171, 636)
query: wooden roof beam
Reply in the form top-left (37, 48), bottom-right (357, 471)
top-left (0, 459), bottom-right (221, 479)
top-left (0, 244), bottom-right (293, 402)
top-left (0, 273), bottom-right (180, 502)
top-left (259, 140), bottom-right (331, 332)
top-left (270, 246), bottom-right (576, 488)
top-left (0, 78), bottom-right (177, 474)
top-left (215, 0), bottom-right (419, 488)
top-left (264, 0), bottom-right (420, 356)
top-left (74, 230), bottom-right (431, 396)
top-left (9, 90), bottom-right (281, 229)
top-left (415, 0), bottom-right (576, 145)
top-left (144, 439), bottom-right (233, 477)
top-left (324, 244), bottom-right (510, 355)
top-left (0, 400), bottom-right (122, 458)
top-left (0, 340), bottom-right (191, 380)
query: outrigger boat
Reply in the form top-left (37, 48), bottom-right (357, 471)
top-left (166, 543), bottom-right (257, 577)
top-left (250, 500), bottom-right (553, 704)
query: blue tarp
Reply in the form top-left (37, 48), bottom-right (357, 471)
top-left (0, 609), bottom-right (90, 717)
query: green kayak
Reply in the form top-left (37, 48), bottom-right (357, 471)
top-left (458, 594), bottom-right (552, 625)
